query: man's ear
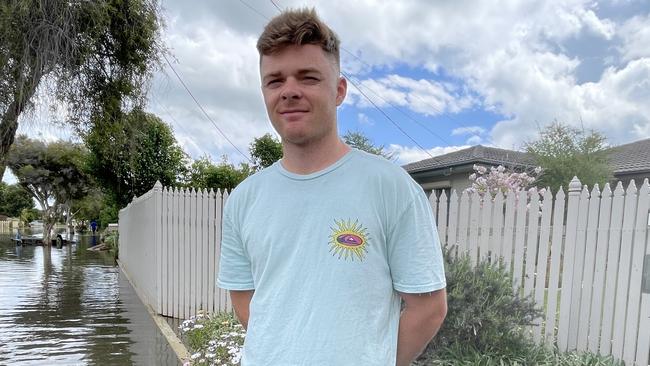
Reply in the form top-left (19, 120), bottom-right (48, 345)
top-left (336, 76), bottom-right (347, 106)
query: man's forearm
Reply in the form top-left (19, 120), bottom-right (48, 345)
top-left (395, 304), bottom-right (445, 366)
top-left (230, 290), bottom-right (254, 330)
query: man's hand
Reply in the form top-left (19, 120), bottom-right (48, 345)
top-left (395, 288), bottom-right (447, 366)
top-left (230, 290), bottom-right (254, 330)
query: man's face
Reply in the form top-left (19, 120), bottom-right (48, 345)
top-left (260, 44), bottom-right (347, 146)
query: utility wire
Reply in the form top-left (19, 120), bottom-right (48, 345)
top-left (342, 71), bottom-right (434, 158)
top-left (267, 1), bottom-right (477, 132)
top-left (162, 53), bottom-right (252, 163)
top-left (242, 0), bottom-right (434, 158)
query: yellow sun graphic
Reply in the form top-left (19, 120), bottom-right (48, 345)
top-left (328, 219), bottom-right (369, 261)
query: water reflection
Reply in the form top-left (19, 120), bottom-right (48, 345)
top-left (0, 235), bottom-right (179, 365)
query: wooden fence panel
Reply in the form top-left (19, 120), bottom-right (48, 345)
top-left (589, 184), bottom-right (612, 353)
top-left (636, 229), bottom-right (650, 366)
top-left (429, 192), bottom-right (438, 223)
top-left (437, 191), bottom-right (448, 248)
top-left (479, 195), bottom-right (493, 262)
top-left (533, 188), bottom-right (553, 342)
top-left (490, 192), bottom-right (505, 260)
top-left (458, 191), bottom-right (470, 255)
top-left (161, 187), bottom-right (169, 317)
top-left (567, 186), bottom-right (590, 350)
top-left (612, 181), bottom-right (639, 359)
top-left (558, 177), bottom-right (583, 351)
top-left (600, 182), bottom-right (626, 354)
top-left (577, 185), bottom-right (602, 350)
top-left (502, 191), bottom-right (517, 266)
top-left (544, 187), bottom-right (565, 342)
top-left (447, 191), bottom-right (459, 255)
top-left (207, 189), bottom-right (216, 314)
top-left (624, 179), bottom-right (649, 364)
top-left (512, 190), bottom-right (528, 290)
top-left (524, 189), bottom-right (540, 298)
top-left (468, 193), bottom-right (481, 264)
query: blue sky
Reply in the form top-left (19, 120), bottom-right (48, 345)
top-left (5, 0), bottom-right (650, 184)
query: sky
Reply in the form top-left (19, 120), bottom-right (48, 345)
top-left (5, 0), bottom-right (650, 183)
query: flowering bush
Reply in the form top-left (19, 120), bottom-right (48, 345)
top-left (466, 164), bottom-right (544, 199)
top-left (179, 311), bottom-right (245, 366)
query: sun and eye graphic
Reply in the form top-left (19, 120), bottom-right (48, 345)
top-left (328, 219), bottom-right (370, 261)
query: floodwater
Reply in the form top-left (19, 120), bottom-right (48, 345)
top-left (0, 234), bottom-right (179, 365)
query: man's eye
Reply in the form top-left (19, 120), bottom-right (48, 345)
top-left (303, 76), bottom-right (319, 83)
top-left (267, 80), bottom-right (282, 88)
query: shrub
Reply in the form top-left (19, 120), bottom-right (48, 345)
top-left (418, 248), bottom-right (542, 363)
top-left (179, 311), bottom-right (245, 366)
top-left (417, 343), bottom-right (624, 365)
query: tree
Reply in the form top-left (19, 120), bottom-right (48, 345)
top-left (342, 130), bottom-right (396, 161)
top-left (185, 156), bottom-right (251, 191)
top-left (7, 135), bottom-right (91, 244)
top-left (0, 0), bottom-right (163, 177)
top-left (250, 133), bottom-right (283, 170)
top-left (525, 122), bottom-right (613, 192)
top-left (86, 109), bottom-right (188, 207)
top-left (0, 182), bottom-right (34, 217)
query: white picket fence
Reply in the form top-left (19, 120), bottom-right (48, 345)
top-left (119, 181), bottom-right (233, 321)
top-left (430, 177), bottom-right (650, 366)
top-left (120, 177), bottom-right (650, 365)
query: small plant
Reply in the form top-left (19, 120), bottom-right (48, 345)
top-left (179, 311), bottom-right (245, 366)
top-left (103, 231), bottom-right (119, 259)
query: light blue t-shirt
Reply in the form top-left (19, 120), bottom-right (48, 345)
top-left (217, 148), bottom-right (446, 365)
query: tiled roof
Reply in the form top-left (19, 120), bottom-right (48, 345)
top-left (403, 145), bottom-right (536, 173)
top-left (607, 138), bottom-right (650, 174)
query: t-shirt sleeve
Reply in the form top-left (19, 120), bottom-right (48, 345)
top-left (387, 190), bottom-right (446, 294)
top-left (217, 205), bottom-right (255, 291)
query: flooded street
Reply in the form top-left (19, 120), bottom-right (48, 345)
top-left (0, 234), bottom-right (179, 365)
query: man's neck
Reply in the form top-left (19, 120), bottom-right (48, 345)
top-left (281, 135), bottom-right (351, 175)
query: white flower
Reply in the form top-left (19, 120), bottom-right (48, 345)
top-left (191, 352), bottom-right (202, 360)
top-left (534, 166), bottom-right (542, 174)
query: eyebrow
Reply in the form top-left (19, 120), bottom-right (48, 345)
top-left (263, 68), bottom-right (323, 80)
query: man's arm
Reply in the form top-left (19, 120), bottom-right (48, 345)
top-left (395, 288), bottom-right (447, 366)
top-left (230, 290), bottom-right (254, 330)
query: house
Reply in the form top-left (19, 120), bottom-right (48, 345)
top-left (402, 145), bottom-right (536, 197)
top-left (403, 138), bottom-right (650, 195)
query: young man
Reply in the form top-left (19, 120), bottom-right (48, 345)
top-left (217, 8), bottom-right (446, 365)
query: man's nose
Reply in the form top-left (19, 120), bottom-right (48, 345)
top-left (281, 78), bottom-right (302, 100)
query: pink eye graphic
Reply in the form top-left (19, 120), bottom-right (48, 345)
top-left (337, 234), bottom-right (363, 246)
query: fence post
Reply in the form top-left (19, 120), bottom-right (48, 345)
top-left (558, 176), bottom-right (582, 351)
top-left (153, 181), bottom-right (163, 315)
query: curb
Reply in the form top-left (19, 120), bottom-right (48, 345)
top-left (117, 260), bottom-right (190, 365)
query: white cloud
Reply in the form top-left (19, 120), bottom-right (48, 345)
top-left (466, 135), bottom-right (483, 145)
top-left (347, 74), bottom-right (475, 116)
top-left (618, 14), bottom-right (650, 62)
top-left (388, 144), bottom-right (471, 165)
top-left (357, 113), bottom-right (373, 125)
top-left (452, 126), bottom-right (486, 136)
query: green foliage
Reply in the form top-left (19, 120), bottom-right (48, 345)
top-left (7, 135), bottom-right (91, 242)
top-left (418, 343), bottom-right (624, 366)
top-left (250, 133), bottom-right (282, 170)
top-left (19, 207), bottom-right (39, 225)
top-left (0, 0), bottom-right (163, 176)
top-left (179, 312), bottom-right (245, 365)
top-left (0, 182), bottom-right (34, 217)
top-left (86, 109), bottom-right (188, 207)
top-left (71, 188), bottom-right (105, 222)
top-left (103, 231), bottom-right (119, 259)
top-left (185, 156), bottom-right (250, 191)
top-left (525, 122), bottom-right (613, 192)
top-left (419, 249), bottom-right (542, 362)
top-left (342, 130), bottom-right (396, 161)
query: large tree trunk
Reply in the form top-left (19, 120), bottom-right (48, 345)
top-left (0, 70), bottom-right (42, 178)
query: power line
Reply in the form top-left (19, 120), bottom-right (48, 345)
top-left (264, 0), bottom-right (478, 133)
top-left (238, 0), bottom-right (434, 158)
top-left (162, 53), bottom-right (252, 163)
top-left (342, 72), bottom-right (434, 158)
top-left (344, 73), bottom-right (450, 145)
